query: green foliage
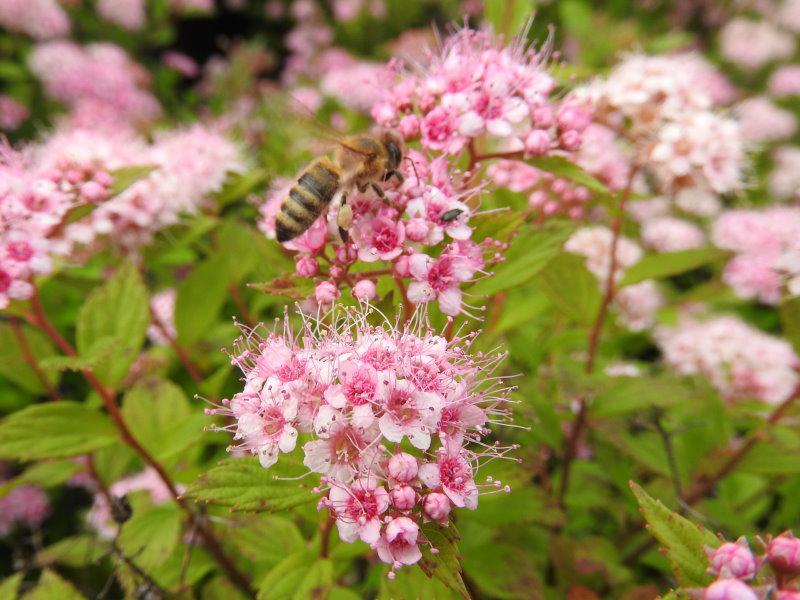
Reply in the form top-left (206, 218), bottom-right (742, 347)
top-left (538, 253), bottom-right (603, 325)
top-left (780, 296), bottom-right (800, 354)
top-left (0, 322), bottom-right (57, 395)
top-left (0, 402), bottom-right (119, 460)
top-left (419, 524), bottom-right (469, 599)
top-left (0, 460), bottom-right (80, 495)
top-left (118, 505), bottom-right (183, 572)
top-left (619, 247), bottom-right (726, 286)
top-left (175, 255), bottom-right (231, 345)
top-left (185, 457), bottom-right (316, 512)
top-left (108, 165), bottom-right (157, 197)
top-left (20, 570), bottom-right (85, 600)
top-left (257, 551), bottom-right (333, 600)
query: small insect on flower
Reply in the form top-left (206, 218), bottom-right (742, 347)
top-left (205, 304), bottom-right (521, 576)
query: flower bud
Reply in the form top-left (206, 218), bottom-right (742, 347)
top-left (393, 255), bottom-right (411, 277)
top-left (531, 105), bottom-right (554, 128)
top-left (387, 452), bottom-right (418, 482)
top-left (353, 280), bottom-right (377, 301)
top-left (524, 129), bottom-right (551, 156)
top-left (405, 218), bottom-right (429, 242)
top-left (704, 579), bottom-right (757, 600)
top-left (706, 538), bottom-right (757, 580)
top-left (398, 114), bottom-right (420, 138)
top-left (315, 281), bottom-right (340, 306)
top-left (559, 130), bottom-right (582, 151)
top-left (390, 485), bottom-right (416, 510)
top-left (767, 531), bottom-right (800, 576)
top-left (557, 104), bottom-right (591, 133)
top-left (80, 181), bottom-right (107, 203)
top-left (296, 256), bottom-right (319, 277)
top-left (423, 493), bottom-right (451, 521)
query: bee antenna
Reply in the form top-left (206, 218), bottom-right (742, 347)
top-left (404, 156), bottom-right (421, 186)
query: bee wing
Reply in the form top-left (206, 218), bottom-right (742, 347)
top-left (258, 89), bottom-right (348, 153)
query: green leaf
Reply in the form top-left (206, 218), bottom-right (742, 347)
top-left (76, 261), bottom-right (149, 389)
top-left (185, 457), bottom-right (316, 512)
top-left (0, 402), bottom-right (119, 460)
top-left (38, 535), bottom-right (110, 568)
top-left (780, 296), bottom-right (800, 354)
top-left (0, 322), bottom-right (57, 394)
top-left (419, 523), bottom-right (469, 599)
top-left (108, 165), bottom-right (157, 197)
top-left (538, 253), bottom-right (603, 325)
top-left (227, 515), bottom-right (305, 571)
top-left (39, 336), bottom-right (118, 372)
top-left (472, 222), bottom-right (573, 296)
top-left (0, 460), bottom-right (80, 496)
top-left (527, 155), bottom-right (611, 197)
top-left (175, 255), bottom-right (231, 345)
top-left (378, 565), bottom-right (459, 600)
top-left (629, 481), bottom-right (718, 586)
top-left (590, 375), bottom-right (697, 418)
top-left (0, 573), bottom-right (24, 600)
top-left (20, 570), bottom-right (85, 600)
top-left (217, 220), bottom-right (261, 283)
top-left (620, 248), bottom-right (725, 287)
top-left (248, 274), bottom-right (315, 301)
top-left (257, 551), bottom-right (332, 600)
top-left (484, 0), bottom-right (534, 38)
top-left (215, 168), bottom-right (268, 207)
top-left (121, 378), bottom-right (205, 462)
top-left (118, 505), bottom-right (182, 572)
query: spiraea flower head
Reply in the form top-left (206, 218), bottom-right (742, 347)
top-left (706, 538), bottom-right (759, 580)
top-left (207, 304), bottom-right (517, 575)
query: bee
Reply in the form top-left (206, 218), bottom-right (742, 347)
top-left (275, 130), bottom-right (406, 243)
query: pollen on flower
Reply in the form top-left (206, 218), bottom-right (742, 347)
top-left (206, 304), bottom-right (517, 574)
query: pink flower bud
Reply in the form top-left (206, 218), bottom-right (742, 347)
top-left (528, 191), bottom-right (547, 207)
top-left (387, 452), bottom-right (418, 482)
top-left (559, 130), bottom-right (582, 151)
top-left (557, 104), bottom-right (591, 133)
top-left (423, 493), bottom-right (451, 521)
top-left (531, 105), bottom-right (554, 128)
top-left (524, 129), bottom-right (551, 156)
top-left (393, 255), bottom-right (410, 277)
top-left (767, 531), bottom-right (800, 575)
top-left (66, 169), bottom-right (83, 185)
top-left (706, 539), bottom-right (757, 580)
top-left (315, 281), bottom-right (340, 305)
top-left (80, 181), bottom-right (107, 203)
top-left (335, 244), bottom-right (357, 264)
top-left (353, 280), bottom-right (377, 301)
top-left (405, 218), bottom-right (429, 242)
top-left (296, 256), bottom-right (319, 277)
top-left (94, 171), bottom-right (114, 187)
top-left (704, 579), bottom-right (757, 600)
top-left (390, 485), bottom-right (416, 510)
top-left (398, 114), bottom-right (420, 138)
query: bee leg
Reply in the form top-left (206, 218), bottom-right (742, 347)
top-left (370, 182), bottom-right (389, 202)
top-left (389, 170), bottom-right (404, 184)
top-left (337, 192), bottom-right (352, 243)
top-left (356, 182), bottom-right (368, 194)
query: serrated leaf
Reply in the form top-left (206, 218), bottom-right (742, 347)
top-left (20, 570), bottom-right (85, 600)
top-left (121, 378), bottom-right (205, 462)
top-left (108, 165), bottom-right (157, 197)
top-left (472, 222), bottom-right (574, 296)
top-left (629, 481), bottom-right (718, 586)
top-left (185, 457), bottom-right (316, 512)
top-left (378, 565), bottom-right (459, 600)
top-left (0, 460), bottom-right (80, 496)
top-left (780, 296), bottom-right (800, 354)
top-left (76, 261), bottom-right (149, 389)
top-left (419, 523), bottom-right (469, 599)
top-left (527, 155), bottom-right (612, 197)
top-left (538, 253), bottom-right (602, 325)
top-left (175, 255), bottom-right (230, 345)
top-left (249, 274), bottom-right (315, 301)
top-left (0, 322), bottom-right (57, 394)
top-left (257, 551), bottom-right (332, 600)
top-left (620, 248), bottom-right (725, 286)
top-left (227, 515), bottom-right (305, 571)
top-left (38, 535), bottom-right (109, 568)
top-left (0, 402), bottom-right (119, 460)
top-left (39, 336), bottom-right (118, 372)
top-left (118, 505), bottom-right (182, 572)
top-left (0, 572), bottom-right (24, 600)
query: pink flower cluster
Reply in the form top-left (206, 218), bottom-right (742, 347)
top-left (148, 288), bottom-right (177, 346)
top-left (28, 41), bottom-right (161, 128)
top-left (0, 0), bottom-right (69, 39)
top-left (0, 484), bottom-right (50, 536)
top-left (0, 95), bottom-right (29, 131)
top-left (699, 533), bottom-right (800, 600)
top-left (719, 18), bottom-right (796, 72)
top-left (97, 0), bottom-right (146, 31)
top-left (572, 53), bottom-right (744, 195)
top-left (657, 315), bottom-right (799, 405)
top-left (769, 147), bottom-right (800, 201)
top-left (259, 151), bottom-right (500, 317)
top-left (565, 226), bottom-right (664, 332)
top-left (712, 208), bottom-right (800, 305)
top-left (734, 97), bottom-right (798, 145)
top-left (207, 306), bottom-right (516, 575)
top-left (371, 27), bottom-right (590, 158)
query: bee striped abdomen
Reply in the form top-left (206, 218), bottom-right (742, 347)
top-left (276, 158), bottom-right (340, 242)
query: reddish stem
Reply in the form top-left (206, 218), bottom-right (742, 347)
top-left (229, 285), bottom-right (256, 329)
top-left (319, 515), bottom-right (334, 558)
top-left (9, 318), bottom-right (60, 401)
top-left (152, 316), bottom-right (204, 385)
top-left (28, 290), bottom-right (255, 599)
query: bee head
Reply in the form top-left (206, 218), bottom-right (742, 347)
top-left (380, 130), bottom-right (404, 170)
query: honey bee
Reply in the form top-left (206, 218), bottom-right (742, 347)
top-left (275, 130), bottom-right (406, 243)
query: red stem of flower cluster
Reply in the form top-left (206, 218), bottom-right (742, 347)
top-left (9, 318), bottom-right (61, 401)
top-left (27, 290), bottom-right (255, 599)
top-left (557, 167), bottom-right (638, 508)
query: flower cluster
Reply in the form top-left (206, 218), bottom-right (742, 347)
top-left (734, 97), bottom-right (798, 145)
top-left (0, 0), bottom-right (69, 39)
top-left (565, 226), bottom-right (664, 332)
top-left (770, 147), bottom-right (800, 201)
top-left (371, 27), bottom-right (590, 158)
top-left (699, 532), bottom-right (800, 600)
top-left (259, 151), bottom-right (501, 317)
top-left (657, 316), bottom-right (799, 405)
top-left (719, 17), bottom-right (796, 72)
top-left (28, 41), bottom-right (161, 128)
top-left (712, 207), bottom-right (800, 305)
top-left (148, 288), bottom-right (178, 347)
top-left (571, 53), bottom-right (744, 196)
top-left (0, 95), bottom-right (29, 131)
top-left (207, 306), bottom-right (516, 576)
top-left (0, 484), bottom-right (50, 536)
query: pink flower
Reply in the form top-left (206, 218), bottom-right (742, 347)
top-left (706, 538), bottom-right (758, 580)
top-left (767, 531), bottom-right (800, 576)
top-left (719, 18), bottom-right (795, 71)
top-left (735, 97), bottom-right (797, 144)
top-left (0, 96), bottom-right (29, 131)
top-left (355, 214), bottom-right (406, 262)
top-left (704, 579), bottom-right (757, 600)
top-left (147, 288), bottom-right (177, 346)
top-left (234, 385), bottom-right (299, 468)
top-left (769, 66), bottom-right (800, 97)
top-left (97, 0), bottom-right (146, 30)
top-left (0, 0), bottom-right (69, 39)
top-left (315, 281), bottom-right (341, 306)
top-left (390, 485), bottom-right (416, 510)
top-left (422, 492), bottom-right (451, 522)
top-left (378, 377), bottom-right (441, 450)
top-left (407, 251), bottom-right (476, 316)
top-left (375, 516), bottom-right (422, 566)
top-left (0, 485), bottom-right (50, 536)
top-left (421, 106), bottom-right (466, 154)
top-left (418, 442), bottom-right (478, 509)
top-left (328, 478), bottom-right (389, 545)
top-left (387, 452), bottom-right (418, 482)
top-left (641, 217), bottom-right (705, 252)
top-left (353, 279), bottom-right (377, 301)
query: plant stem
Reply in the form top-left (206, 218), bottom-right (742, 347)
top-left (319, 515), bottom-right (334, 559)
top-left (9, 318), bottom-right (60, 401)
top-left (27, 289), bottom-right (255, 599)
top-left (229, 284), bottom-right (256, 329)
top-left (151, 316), bottom-right (204, 385)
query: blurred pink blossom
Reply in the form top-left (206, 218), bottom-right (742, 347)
top-left (0, 0), bottom-right (69, 39)
top-left (719, 18), bottom-right (795, 71)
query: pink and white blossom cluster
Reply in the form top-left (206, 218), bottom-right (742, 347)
top-left (769, 146), bottom-right (800, 201)
top-left (148, 288), bottom-right (178, 346)
top-left (0, 484), bottom-right (50, 536)
top-left (0, 0), bottom-right (69, 39)
top-left (712, 207), bottom-right (800, 304)
top-left (719, 18), bottom-right (796, 71)
top-left (207, 306), bottom-right (516, 575)
top-left (565, 226), bottom-right (664, 332)
top-left (371, 27), bottom-right (590, 158)
top-left (657, 316), bottom-right (799, 404)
